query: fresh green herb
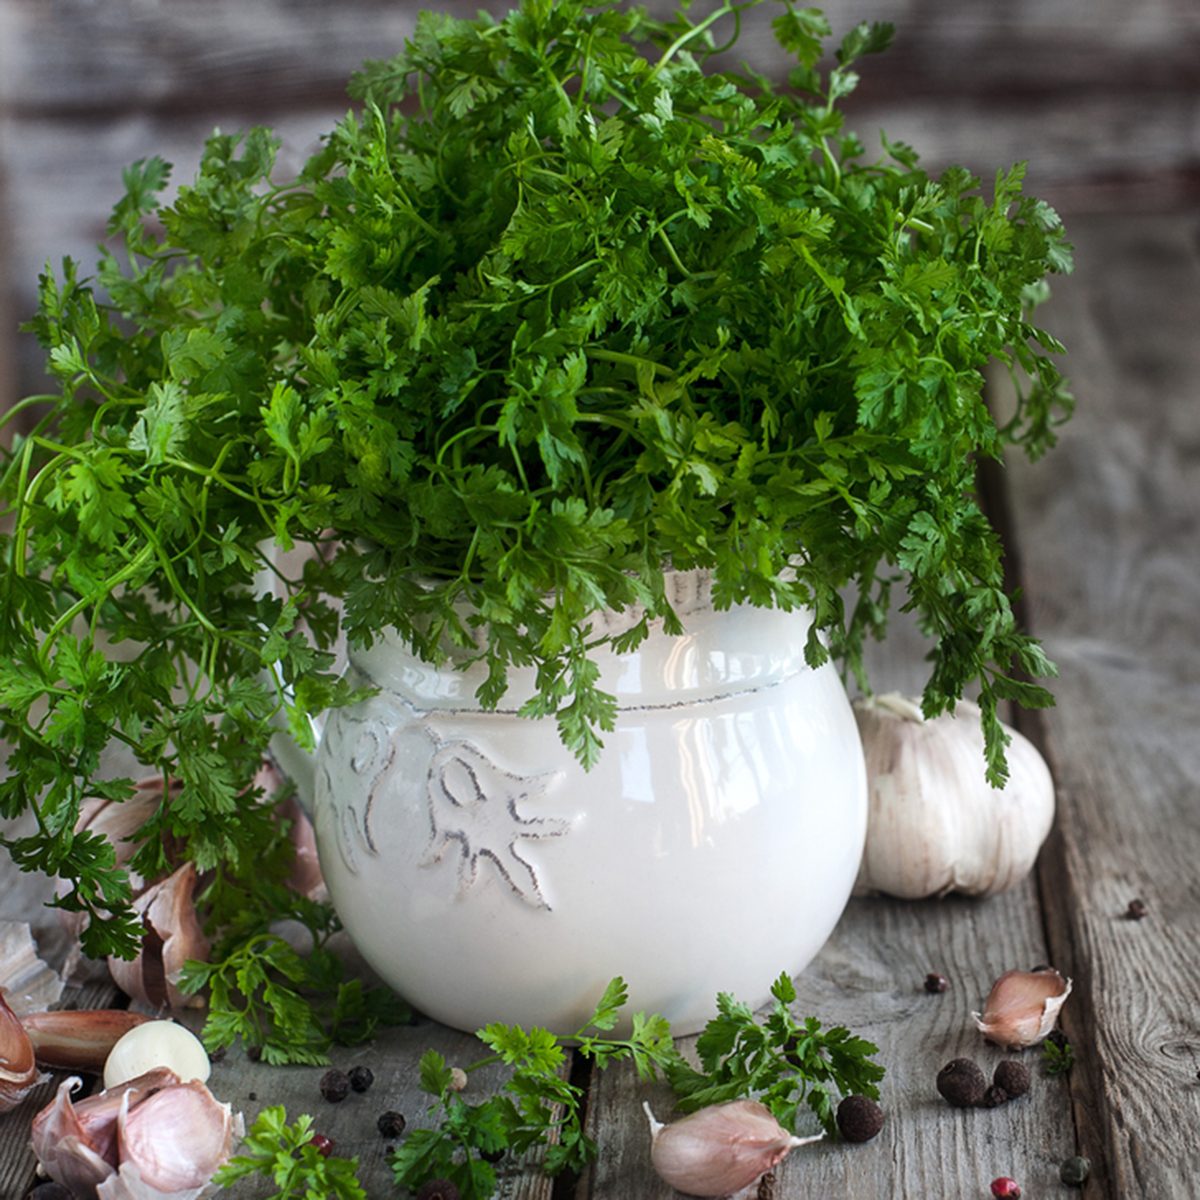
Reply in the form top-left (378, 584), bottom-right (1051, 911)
top-left (179, 889), bottom-right (411, 1065)
top-left (0, 0), bottom-right (1072, 953)
top-left (666, 971), bottom-right (885, 1134)
top-left (1042, 1034), bottom-right (1074, 1077)
top-left (214, 1105), bottom-right (366, 1199)
top-left (392, 977), bottom-right (676, 1197)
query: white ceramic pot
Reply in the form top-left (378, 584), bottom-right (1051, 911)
top-left (274, 569), bottom-right (867, 1035)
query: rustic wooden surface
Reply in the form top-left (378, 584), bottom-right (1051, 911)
top-left (2, 2), bottom-right (1199, 1198)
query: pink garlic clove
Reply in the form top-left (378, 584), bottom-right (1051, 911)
top-left (0, 990), bottom-right (40, 1113)
top-left (22, 1009), bottom-right (155, 1073)
top-left (99, 1079), bottom-right (238, 1199)
top-left (973, 967), bottom-right (1072, 1049)
top-left (30, 1076), bottom-right (120, 1195)
top-left (644, 1100), bottom-right (823, 1197)
top-left (29, 1069), bottom-right (180, 1197)
top-left (107, 863), bottom-right (211, 1010)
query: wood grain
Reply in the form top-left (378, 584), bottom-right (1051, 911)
top-left (1002, 211), bottom-right (1200, 1199)
top-left (3, 0), bottom-right (1197, 115)
top-left (572, 624), bottom-right (1078, 1198)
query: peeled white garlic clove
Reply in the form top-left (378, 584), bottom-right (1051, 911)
top-left (96, 1080), bottom-right (239, 1200)
top-left (644, 1100), bottom-right (823, 1197)
top-left (107, 862), bottom-right (211, 1010)
top-left (974, 967), bottom-right (1072, 1049)
top-left (104, 1021), bottom-right (210, 1090)
top-left (29, 1068), bottom-right (180, 1196)
top-left (0, 990), bottom-right (41, 1113)
top-left (22, 1009), bottom-right (155, 1074)
top-left (853, 694), bottom-right (1056, 899)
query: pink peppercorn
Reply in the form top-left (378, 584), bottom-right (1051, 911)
top-left (990, 1178), bottom-right (1021, 1198)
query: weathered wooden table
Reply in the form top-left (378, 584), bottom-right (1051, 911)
top-left (1, 209), bottom-right (1197, 1198)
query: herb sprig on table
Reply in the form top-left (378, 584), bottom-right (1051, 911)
top-left (392, 975), bottom-right (882, 1198)
top-left (0, 0), bottom-right (1071, 954)
top-left (666, 971), bottom-right (884, 1134)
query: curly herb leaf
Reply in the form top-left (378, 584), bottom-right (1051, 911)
top-left (214, 1105), bottom-right (366, 1199)
top-left (666, 971), bottom-right (885, 1134)
top-left (393, 976), bottom-right (678, 1198)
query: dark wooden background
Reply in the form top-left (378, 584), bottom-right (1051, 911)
top-left (1, 0), bottom-right (1197, 412)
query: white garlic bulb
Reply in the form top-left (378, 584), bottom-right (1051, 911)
top-left (853, 694), bottom-right (1055, 898)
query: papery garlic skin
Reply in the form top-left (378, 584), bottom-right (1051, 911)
top-left (104, 1021), bottom-right (210, 1090)
top-left (644, 1100), bottom-right (823, 1197)
top-left (29, 1069), bottom-right (180, 1198)
top-left (853, 695), bottom-right (1055, 899)
top-left (974, 967), bottom-right (1072, 1049)
top-left (0, 921), bottom-right (64, 1016)
top-left (107, 863), bottom-right (210, 1010)
top-left (96, 1080), bottom-right (238, 1200)
top-left (0, 990), bottom-right (41, 1113)
top-left (30, 1075), bottom-right (120, 1196)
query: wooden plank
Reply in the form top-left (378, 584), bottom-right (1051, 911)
top-left (1001, 211), bottom-right (1200, 1199)
top-left (3, 0), bottom-right (1197, 116)
top-left (575, 625), bottom-right (1078, 1197)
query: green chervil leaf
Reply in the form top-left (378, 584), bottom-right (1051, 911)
top-left (0, 0), bottom-right (1071, 949)
top-left (667, 971), bottom-right (885, 1135)
top-left (215, 1106), bottom-right (366, 1199)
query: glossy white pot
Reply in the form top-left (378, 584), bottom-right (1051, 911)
top-left (273, 569), bottom-right (867, 1036)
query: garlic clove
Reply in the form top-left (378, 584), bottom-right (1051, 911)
top-left (973, 967), bottom-right (1072, 1049)
top-left (107, 862), bottom-right (211, 1010)
top-left (29, 1069), bottom-right (180, 1196)
top-left (103, 1020), bottom-right (210, 1090)
top-left (644, 1100), bottom-right (823, 1197)
top-left (0, 920), bottom-right (64, 1016)
top-left (0, 989), bottom-right (41, 1113)
top-left (100, 1080), bottom-right (238, 1199)
top-left (22, 1009), bottom-right (155, 1074)
top-left (29, 1076), bottom-right (119, 1196)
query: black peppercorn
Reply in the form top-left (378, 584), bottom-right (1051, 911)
top-left (756, 1170), bottom-right (777, 1200)
top-left (981, 1084), bottom-right (1009, 1108)
top-left (246, 1045), bottom-right (262, 1062)
top-left (416, 1181), bottom-right (461, 1200)
top-left (924, 972), bottom-right (950, 994)
top-left (836, 1094), bottom-right (885, 1142)
top-left (319, 1068), bottom-right (351, 1103)
top-left (993, 1059), bottom-right (1031, 1099)
top-left (480, 1146), bottom-right (505, 1163)
top-left (936, 1057), bottom-right (988, 1107)
top-left (1046, 1029), bottom-right (1069, 1050)
top-left (348, 1065), bottom-right (375, 1093)
top-left (1126, 898), bottom-right (1148, 920)
top-left (1060, 1155), bottom-right (1091, 1186)
top-left (377, 1110), bottom-right (407, 1138)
